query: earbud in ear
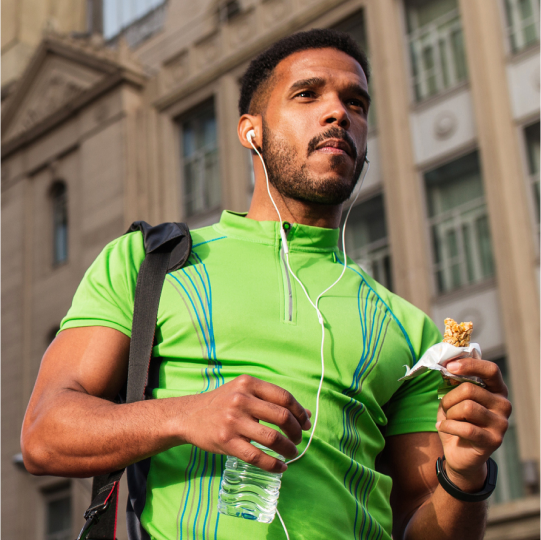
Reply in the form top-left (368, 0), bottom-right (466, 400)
top-left (247, 130), bottom-right (255, 142)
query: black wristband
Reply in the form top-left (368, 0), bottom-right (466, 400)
top-left (436, 456), bottom-right (498, 502)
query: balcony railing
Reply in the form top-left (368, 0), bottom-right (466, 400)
top-left (504, 0), bottom-right (540, 53)
top-left (408, 8), bottom-right (468, 101)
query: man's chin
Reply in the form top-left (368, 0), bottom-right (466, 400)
top-left (286, 176), bottom-right (357, 206)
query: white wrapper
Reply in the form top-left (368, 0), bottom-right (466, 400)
top-left (399, 342), bottom-right (484, 387)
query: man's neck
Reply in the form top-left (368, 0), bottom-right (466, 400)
top-left (246, 178), bottom-right (343, 229)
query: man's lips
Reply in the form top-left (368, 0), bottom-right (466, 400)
top-left (314, 138), bottom-right (353, 157)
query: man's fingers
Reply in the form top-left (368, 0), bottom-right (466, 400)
top-left (440, 382), bottom-right (512, 418)
top-left (237, 375), bottom-right (311, 430)
top-left (438, 419), bottom-right (504, 450)
top-left (445, 399), bottom-right (509, 432)
top-left (446, 358), bottom-right (508, 396)
top-left (247, 398), bottom-right (304, 444)
top-left (229, 439), bottom-right (288, 473)
top-left (242, 423), bottom-right (299, 460)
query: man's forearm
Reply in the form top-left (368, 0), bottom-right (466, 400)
top-left (22, 390), bottom-right (191, 477)
top-left (403, 465), bottom-right (488, 540)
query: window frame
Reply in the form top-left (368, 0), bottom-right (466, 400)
top-left (403, 0), bottom-right (469, 102)
top-left (340, 191), bottom-right (394, 291)
top-left (50, 180), bottom-right (68, 267)
top-left (178, 98), bottom-right (221, 222)
top-left (423, 150), bottom-right (496, 296)
top-left (500, 0), bottom-right (540, 55)
top-left (42, 482), bottom-right (72, 540)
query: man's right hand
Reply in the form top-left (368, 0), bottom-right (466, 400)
top-left (21, 326), bottom-right (310, 477)
top-left (180, 375), bottom-right (312, 473)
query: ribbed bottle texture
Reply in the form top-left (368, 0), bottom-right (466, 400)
top-left (217, 443), bottom-right (284, 523)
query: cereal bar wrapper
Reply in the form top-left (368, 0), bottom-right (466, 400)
top-left (398, 342), bottom-right (485, 399)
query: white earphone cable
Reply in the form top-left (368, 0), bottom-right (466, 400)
top-left (248, 132), bottom-right (370, 538)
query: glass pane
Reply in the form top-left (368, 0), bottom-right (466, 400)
top-left (451, 29), bottom-right (467, 82)
top-left (52, 186), bottom-right (68, 264)
top-left (462, 222), bottom-right (475, 282)
top-left (342, 194), bottom-right (392, 290)
top-left (46, 496), bottom-right (71, 534)
top-left (475, 215), bottom-right (495, 279)
top-left (425, 152), bottom-right (484, 217)
top-left (490, 357), bottom-right (526, 503)
top-left (406, 0), bottom-right (465, 100)
top-left (426, 152), bottom-right (494, 293)
top-left (181, 101), bottom-right (220, 217)
top-left (103, 0), bottom-right (165, 39)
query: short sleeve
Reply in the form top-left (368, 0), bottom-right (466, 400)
top-left (385, 315), bottom-right (442, 436)
top-left (59, 232), bottom-right (146, 338)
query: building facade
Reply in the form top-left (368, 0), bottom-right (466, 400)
top-left (1, 0), bottom-right (539, 539)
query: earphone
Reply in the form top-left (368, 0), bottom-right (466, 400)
top-left (247, 127), bottom-right (370, 540)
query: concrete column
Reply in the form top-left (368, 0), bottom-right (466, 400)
top-left (217, 73), bottom-right (250, 213)
top-left (458, 0), bottom-right (540, 465)
top-left (365, 0), bottom-right (432, 313)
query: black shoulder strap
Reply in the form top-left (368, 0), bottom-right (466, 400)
top-left (77, 221), bottom-right (191, 540)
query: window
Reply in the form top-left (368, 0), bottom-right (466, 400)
top-left (332, 10), bottom-right (376, 128)
top-left (102, 0), bottom-right (165, 40)
top-left (51, 181), bottom-right (68, 265)
top-left (181, 101), bottom-right (220, 218)
top-left (490, 357), bottom-right (526, 503)
top-left (405, 0), bottom-right (468, 101)
top-left (503, 0), bottom-right (540, 53)
top-left (342, 194), bottom-right (393, 290)
top-left (425, 152), bottom-right (495, 294)
top-left (44, 485), bottom-right (71, 540)
top-left (524, 121), bottom-right (540, 230)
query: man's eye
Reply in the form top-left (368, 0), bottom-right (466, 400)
top-left (348, 99), bottom-right (366, 110)
top-left (296, 91), bottom-right (316, 98)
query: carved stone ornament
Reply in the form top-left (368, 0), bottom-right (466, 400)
top-left (164, 52), bottom-right (189, 90)
top-left (9, 71), bottom-right (85, 140)
top-left (196, 33), bottom-right (221, 69)
top-left (433, 111), bottom-right (458, 140)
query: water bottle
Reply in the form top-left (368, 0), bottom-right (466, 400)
top-left (217, 443), bottom-right (285, 523)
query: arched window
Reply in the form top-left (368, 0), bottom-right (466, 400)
top-left (51, 181), bottom-right (68, 265)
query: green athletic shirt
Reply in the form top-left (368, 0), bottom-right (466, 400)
top-left (61, 210), bottom-right (442, 540)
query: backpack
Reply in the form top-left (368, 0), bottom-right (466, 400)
top-left (77, 221), bottom-right (192, 540)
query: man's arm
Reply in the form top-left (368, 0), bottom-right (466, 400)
top-left (380, 357), bottom-right (511, 540)
top-left (21, 326), bottom-right (311, 477)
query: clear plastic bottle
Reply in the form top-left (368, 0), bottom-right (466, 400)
top-left (217, 443), bottom-right (285, 523)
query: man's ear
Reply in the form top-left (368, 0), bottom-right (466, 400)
top-left (238, 114), bottom-right (262, 150)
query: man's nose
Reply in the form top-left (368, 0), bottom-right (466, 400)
top-left (320, 97), bottom-right (350, 130)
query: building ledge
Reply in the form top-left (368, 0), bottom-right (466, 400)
top-left (485, 496), bottom-right (540, 540)
top-left (488, 495), bottom-right (540, 524)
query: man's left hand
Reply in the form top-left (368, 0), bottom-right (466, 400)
top-left (436, 358), bottom-right (512, 491)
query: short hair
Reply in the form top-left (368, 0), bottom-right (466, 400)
top-left (238, 28), bottom-right (370, 116)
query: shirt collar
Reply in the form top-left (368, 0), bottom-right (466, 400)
top-left (215, 211), bottom-right (339, 252)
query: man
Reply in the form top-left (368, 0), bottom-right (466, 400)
top-left (22, 30), bottom-right (511, 540)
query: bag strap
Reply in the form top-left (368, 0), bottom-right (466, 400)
top-left (77, 222), bottom-right (191, 540)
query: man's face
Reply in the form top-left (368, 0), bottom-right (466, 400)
top-left (260, 48), bottom-right (370, 205)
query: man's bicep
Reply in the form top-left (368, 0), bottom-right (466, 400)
top-left (379, 432), bottom-right (442, 539)
top-left (30, 326), bottom-right (130, 406)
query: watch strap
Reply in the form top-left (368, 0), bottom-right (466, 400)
top-left (436, 456), bottom-right (498, 502)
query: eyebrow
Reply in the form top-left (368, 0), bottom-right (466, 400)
top-left (288, 76), bottom-right (371, 107)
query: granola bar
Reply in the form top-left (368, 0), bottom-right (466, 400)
top-left (443, 318), bottom-right (473, 348)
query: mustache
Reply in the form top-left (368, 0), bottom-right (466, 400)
top-left (306, 127), bottom-right (358, 161)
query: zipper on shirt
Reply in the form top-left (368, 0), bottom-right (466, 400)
top-left (280, 222), bottom-right (293, 322)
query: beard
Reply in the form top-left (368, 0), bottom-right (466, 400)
top-left (260, 121), bottom-right (365, 206)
